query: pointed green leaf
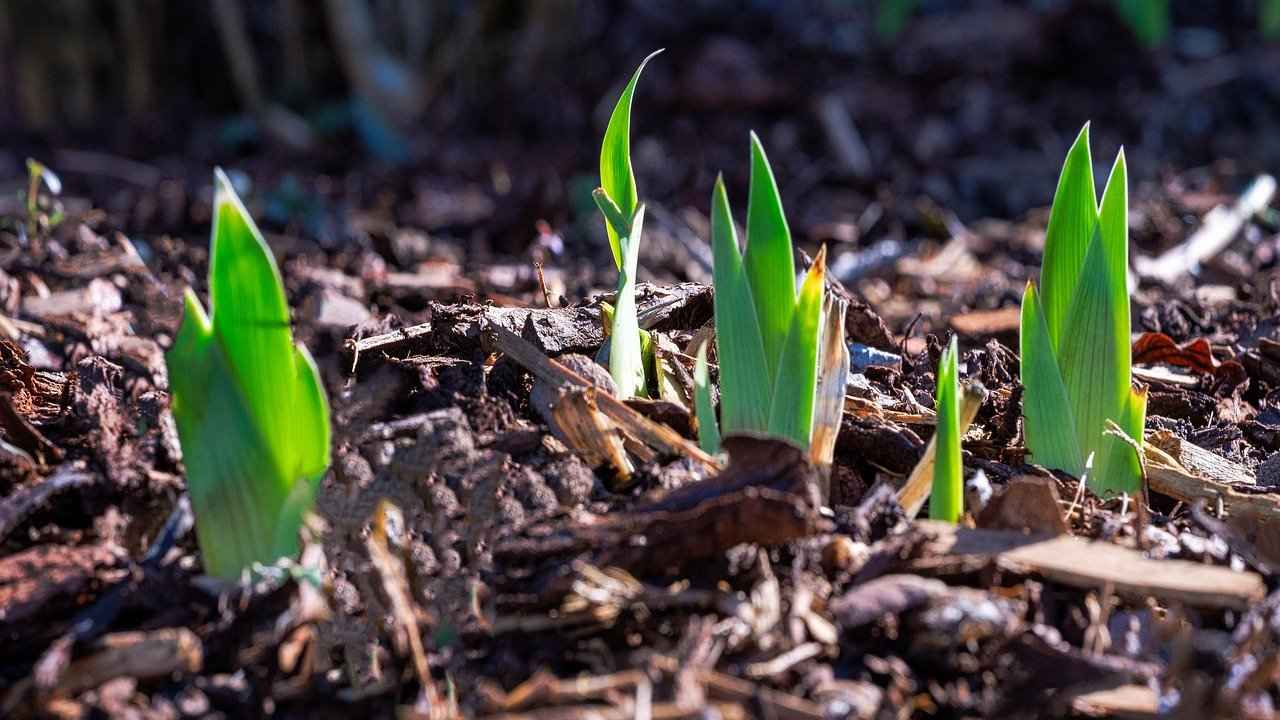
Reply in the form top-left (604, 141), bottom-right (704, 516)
top-left (711, 175), bottom-right (771, 434)
top-left (609, 204), bottom-right (647, 398)
top-left (1058, 153), bottom-right (1136, 495)
top-left (1092, 386), bottom-right (1148, 496)
top-left (744, 133), bottom-right (797, 386)
top-left (1040, 124), bottom-right (1098, 351)
top-left (166, 169), bottom-right (331, 578)
top-left (694, 341), bottom-right (721, 454)
top-left (599, 49), bottom-right (662, 269)
top-left (1019, 282), bottom-right (1084, 475)
top-left (767, 246), bottom-right (825, 447)
top-left (930, 336), bottom-right (962, 523)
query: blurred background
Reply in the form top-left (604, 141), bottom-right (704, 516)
top-left (1, 0), bottom-right (1279, 309)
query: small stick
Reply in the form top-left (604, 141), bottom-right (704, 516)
top-left (485, 322), bottom-right (720, 471)
top-left (1136, 174), bottom-right (1276, 283)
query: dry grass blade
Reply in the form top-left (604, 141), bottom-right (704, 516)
top-left (366, 501), bottom-right (435, 699)
top-left (898, 382), bottom-right (986, 518)
top-left (551, 390), bottom-right (634, 480)
top-left (810, 296), bottom-right (849, 472)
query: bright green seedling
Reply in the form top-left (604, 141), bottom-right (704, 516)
top-left (594, 50), bottom-right (662, 399)
top-left (931, 337), bottom-right (962, 523)
top-left (1020, 124), bottom-right (1146, 496)
top-left (166, 169), bottom-right (331, 579)
top-left (696, 135), bottom-right (827, 452)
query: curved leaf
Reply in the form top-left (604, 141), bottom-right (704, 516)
top-left (599, 49), bottom-right (662, 268)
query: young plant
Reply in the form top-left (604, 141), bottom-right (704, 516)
top-left (697, 135), bottom-right (827, 452)
top-left (166, 169), bottom-right (331, 579)
top-left (594, 50), bottom-right (662, 399)
top-left (931, 337), bottom-right (962, 523)
top-left (1020, 124), bottom-right (1146, 496)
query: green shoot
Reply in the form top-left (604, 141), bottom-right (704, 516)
top-left (166, 169), bottom-right (331, 579)
top-left (694, 341), bottom-right (721, 454)
top-left (595, 50), bottom-right (661, 398)
top-left (1020, 125), bottom-right (1146, 496)
top-left (931, 337), bottom-right (962, 523)
top-left (701, 138), bottom-right (828, 449)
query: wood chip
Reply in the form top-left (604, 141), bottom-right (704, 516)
top-left (949, 306), bottom-right (1020, 337)
top-left (917, 521), bottom-right (1266, 610)
top-left (1067, 683), bottom-right (1158, 719)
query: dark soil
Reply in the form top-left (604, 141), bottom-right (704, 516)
top-left (3, 2), bottom-right (1280, 718)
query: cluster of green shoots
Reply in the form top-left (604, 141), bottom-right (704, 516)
top-left (1020, 125), bottom-right (1146, 497)
top-left (930, 124), bottom-right (1148, 525)
top-left (169, 60), bottom-right (1153, 571)
top-left (594, 53), bottom-right (830, 455)
top-left (165, 170), bottom-right (331, 579)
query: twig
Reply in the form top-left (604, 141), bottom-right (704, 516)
top-left (1136, 174), bottom-right (1276, 283)
top-left (484, 322), bottom-right (720, 471)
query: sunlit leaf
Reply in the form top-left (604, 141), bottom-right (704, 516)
top-left (694, 341), bottom-right (721, 454)
top-left (608, 205), bottom-right (648, 398)
top-left (166, 169), bottom-right (330, 578)
top-left (930, 336), bottom-right (962, 523)
top-left (599, 49), bottom-right (662, 269)
top-left (710, 175), bottom-right (771, 434)
top-left (744, 133), bottom-right (796, 387)
top-left (767, 246), bottom-right (825, 447)
top-left (1039, 124), bottom-right (1097, 351)
top-left (1019, 282), bottom-right (1084, 475)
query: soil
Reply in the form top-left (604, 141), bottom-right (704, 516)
top-left (3, 2), bottom-right (1280, 718)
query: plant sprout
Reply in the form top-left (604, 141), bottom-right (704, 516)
top-left (166, 169), bottom-right (331, 579)
top-left (696, 135), bottom-right (827, 452)
top-left (931, 336), bottom-right (962, 523)
top-left (1020, 124), bottom-right (1146, 496)
top-left (594, 50), bottom-right (662, 399)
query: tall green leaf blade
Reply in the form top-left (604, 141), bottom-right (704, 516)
top-left (609, 205), bottom-right (647, 398)
top-left (744, 133), bottom-right (797, 386)
top-left (209, 169), bottom-right (297, 468)
top-left (599, 49), bottom-right (661, 269)
top-left (693, 341), bottom-right (721, 454)
top-left (711, 175), bottom-right (771, 434)
top-left (1040, 124), bottom-right (1098, 351)
top-left (1019, 282), bottom-right (1084, 475)
top-left (767, 247), bottom-right (825, 447)
top-left (1058, 153), bottom-right (1134, 494)
top-left (930, 336), bottom-right (962, 523)
top-left (166, 170), bottom-right (331, 578)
